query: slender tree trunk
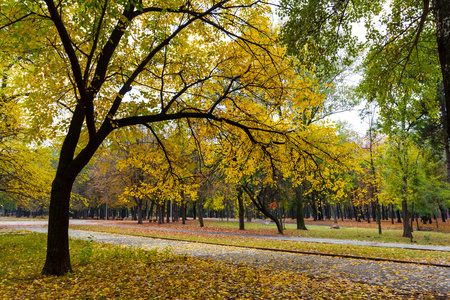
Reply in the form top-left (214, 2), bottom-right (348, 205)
top-left (296, 186), bottom-right (307, 230)
top-left (142, 201), bottom-right (148, 221)
top-left (312, 201), bottom-right (318, 221)
top-left (402, 200), bottom-right (412, 238)
top-left (131, 207), bottom-right (137, 221)
top-left (416, 213), bottom-right (420, 231)
top-left (181, 202), bottom-right (186, 224)
top-left (197, 199), bottom-right (204, 227)
top-left (193, 201), bottom-right (197, 220)
top-left (174, 202), bottom-right (178, 222)
top-left (238, 188), bottom-right (245, 230)
top-left (158, 203), bottom-right (163, 224)
top-left (396, 209), bottom-right (402, 223)
top-left (245, 205), bottom-right (252, 222)
top-left (136, 198), bottom-right (143, 225)
top-left (440, 205), bottom-right (447, 222)
top-left (166, 200), bottom-right (170, 224)
top-left (376, 201), bottom-right (382, 235)
top-left (332, 205), bottom-right (338, 224)
top-left (148, 201), bottom-right (154, 222)
top-left (16, 207), bottom-right (22, 218)
top-left (435, 213), bottom-right (439, 230)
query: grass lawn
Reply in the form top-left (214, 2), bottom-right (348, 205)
top-left (0, 216), bottom-right (48, 221)
top-left (183, 219), bottom-right (450, 246)
top-left (70, 222), bottom-right (450, 266)
top-left (0, 231), bottom-right (439, 299)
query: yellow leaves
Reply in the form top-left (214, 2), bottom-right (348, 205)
top-left (2, 231), bottom-right (442, 300)
top-left (204, 193), bottom-right (225, 211)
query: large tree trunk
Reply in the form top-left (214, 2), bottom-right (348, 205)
top-left (41, 175), bottom-right (75, 276)
top-left (434, 0), bottom-right (450, 183)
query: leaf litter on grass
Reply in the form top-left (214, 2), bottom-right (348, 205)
top-left (1, 231), bottom-right (447, 299)
top-left (70, 224), bottom-right (450, 266)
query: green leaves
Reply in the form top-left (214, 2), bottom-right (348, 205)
top-left (278, 0), bottom-right (382, 78)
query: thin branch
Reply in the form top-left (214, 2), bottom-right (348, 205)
top-left (398, 0), bottom-right (429, 83)
top-left (84, 0), bottom-right (108, 82)
top-left (0, 13), bottom-right (35, 30)
top-left (142, 123), bottom-right (174, 175)
top-left (106, 2), bottom-right (224, 120)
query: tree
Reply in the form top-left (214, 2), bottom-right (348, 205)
top-left (278, 0), bottom-right (450, 184)
top-left (359, 105), bottom-right (384, 234)
top-left (1, 0), bottom-right (325, 275)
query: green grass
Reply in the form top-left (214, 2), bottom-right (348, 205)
top-left (70, 224), bottom-right (450, 266)
top-left (0, 216), bottom-right (48, 221)
top-left (194, 220), bottom-right (450, 246)
top-left (1, 231), bottom-right (431, 299)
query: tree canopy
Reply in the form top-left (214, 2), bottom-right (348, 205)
top-left (0, 0), bottom-right (341, 275)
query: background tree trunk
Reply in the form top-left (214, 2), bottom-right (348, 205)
top-left (376, 201), bottom-right (382, 235)
top-left (136, 198), bottom-right (143, 224)
top-left (295, 186), bottom-right (307, 230)
top-left (181, 202), bottom-right (186, 224)
top-left (166, 200), bottom-right (170, 224)
top-left (402, 200), bottom-right (412, 238)
top-left (238, 188), bottom-right (245, 230)
top-left (197, 199), bottom-right (204, 227)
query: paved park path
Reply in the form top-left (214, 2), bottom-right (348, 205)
top-left (2, 219), bottom-right (449, 251)
top-left (2, 219), bottom-right (449, 297)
